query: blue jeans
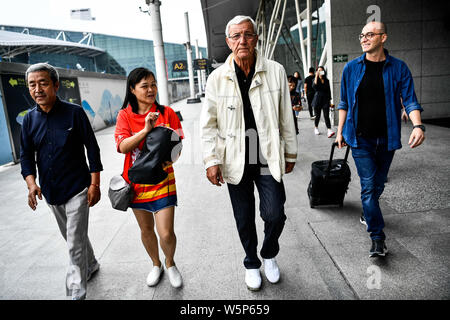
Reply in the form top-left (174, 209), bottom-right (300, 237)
top-left (351, 136), bottom-right (395, 241)
top-left (227, 165), bottom-right (287, 269)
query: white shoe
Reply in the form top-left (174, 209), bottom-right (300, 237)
top-left (146, 264), bottom-right (163, 287)
top-left (166, 264), bottom-right (183, 288)
top-left (245, 268), bottom-right (262, 291)
top-left (314, 128), bottom-right (320, 135)
top-left (263, 258), bottom-right (280, 283)
top-left (327, 129), bottom-right (335, 138)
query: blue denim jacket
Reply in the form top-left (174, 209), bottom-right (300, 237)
top-left (337, 50), bottom-right (423, 151)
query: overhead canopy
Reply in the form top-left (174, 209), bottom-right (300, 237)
top-left (200, 0), bottom-right (260, 64)
top-left (0, 29), bottom-right (105, 59)
top-left (200, 0), bottom-right (309, 64)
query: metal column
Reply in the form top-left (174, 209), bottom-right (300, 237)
top-left (146, 0), bottom-right (169, 105)
top-left (184, 12), bottom-right (201, 104)
top-left (306, 0), bottom-right (312, 69)
top-left (295, 0), bottom-right (308, 77)
top-left (195, 39), bottom-right (203, 97)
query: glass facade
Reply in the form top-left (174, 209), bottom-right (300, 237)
top-left (0, 25), bottom-right (207, 78)
top-left (93, 33), bottom-right (207, 78)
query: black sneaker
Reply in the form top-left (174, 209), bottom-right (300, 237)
top-left (369, 240), bottom-right (388, 258)
top-left (360, 213), bottom-right (367, 226)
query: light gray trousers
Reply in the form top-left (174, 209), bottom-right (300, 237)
top-left (47, 187), bottom-right (97, 300)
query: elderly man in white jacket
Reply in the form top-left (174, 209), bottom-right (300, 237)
top-left (200, 15), bottom-right (298, 291)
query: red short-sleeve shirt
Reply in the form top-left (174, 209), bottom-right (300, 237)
top-left (114, 104), bottom-right (184, 184)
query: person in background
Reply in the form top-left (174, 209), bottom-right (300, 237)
top-left (288, 75), bottom-right (302, 134)
top-left (335, 21), bottom-right (425, 258)
top-left (303, 67), bottom-right (316, 120)
top-left (20, 63), bottom-right (102, 300)
top-left (293, 71), bottom-right (303, 95)
top-left (115, 67), bottom-right (184, 288)
top-left (312, 66), bottom-right (335, 138)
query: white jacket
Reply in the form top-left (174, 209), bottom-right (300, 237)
top-left (200, 51), bottom-right (298, 184)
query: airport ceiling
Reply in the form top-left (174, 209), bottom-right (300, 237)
top-left (200, 0), bottom-right (308, 63)
top-left (0, 30), bottom-right (105, 60)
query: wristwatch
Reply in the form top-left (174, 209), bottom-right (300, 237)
top-left (413, 124), bottom-right (426, 132)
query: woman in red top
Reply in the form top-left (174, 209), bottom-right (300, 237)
top-left (114, 68), bottom-right (184, 288)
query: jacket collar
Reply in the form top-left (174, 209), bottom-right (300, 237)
top-left (357, 48), bottom-right (392, 65)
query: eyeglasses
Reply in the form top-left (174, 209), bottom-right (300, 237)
top-left (358, 32), bottom-right (384, 41)
top-left (228, 33), bottom-right (257, 41)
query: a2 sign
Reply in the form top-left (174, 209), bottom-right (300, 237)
top-left (172, 59), bottom-right (209, 72)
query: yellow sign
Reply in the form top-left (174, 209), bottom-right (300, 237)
top-left (9, 78), bottom-right (26, 87)
top-left (61, 80), bottom-right (76, 89)
top-left (172, 60), bottom-right (187, 72)
top-left (9, 78), bottom-right (18, 87)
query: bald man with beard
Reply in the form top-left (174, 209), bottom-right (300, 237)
top-left (335, 21), bottom-right (425, 258)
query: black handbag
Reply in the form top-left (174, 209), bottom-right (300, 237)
top-left (108, 174), bottom-right (134, 211)
top-left (128, 126), bottom-right (183, 185)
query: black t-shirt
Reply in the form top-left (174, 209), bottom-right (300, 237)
top-left (304, 75), bottom-right (315, 98)
top-left (234, 61), bottom-right (266, 167)
top-left (357, 59), bottom-right (387, 138)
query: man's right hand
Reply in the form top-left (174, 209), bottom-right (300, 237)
top-left (28, 184), bottom-right (42, 211)
top-left (335, 133), bottom-right (347, 149)
top-left (206, 165), bottom-right (224, 187)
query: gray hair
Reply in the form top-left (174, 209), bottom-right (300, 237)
top-left (25, 63), bottom-right (59, 84)
top-left (225, 15), bottom-right (257, 37)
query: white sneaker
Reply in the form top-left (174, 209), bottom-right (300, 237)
top-left (166, 265), bottom-right (183, 288)
top-left (245, 268), bottom-right (262, 291)
top-left (263, 258), bottom-right (280, 283)
top-left (146, 264), bottom-right (163, 287)
top-left (314, 128), bottom-right (320, 135)
top-left (327, 129), bottom-right (335, 138)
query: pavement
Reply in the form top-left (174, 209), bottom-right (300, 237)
top-left (0, 98), bottom-right (449, 300)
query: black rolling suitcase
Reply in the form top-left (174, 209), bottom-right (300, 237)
top-left (307, 142), bottom-right (351, 208)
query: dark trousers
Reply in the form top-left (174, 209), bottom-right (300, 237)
top-left (307, 94), bottom-right (315, 117)
top-left (314, 103), bottom-right (331, 128)
top-left (351, 136), bottom-right (395, 240)
top-left (227, 165), bottom-right (287, 269)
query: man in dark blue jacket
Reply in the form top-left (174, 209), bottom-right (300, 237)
top-left (335, 22), bottom-right (425, 258)
top-left (20, 63), bottom-right (103, 300)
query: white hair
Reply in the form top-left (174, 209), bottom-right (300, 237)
top-left (225, 15), bottom-right (257, 37)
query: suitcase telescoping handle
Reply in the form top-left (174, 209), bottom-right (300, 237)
top-left (326, 142), bottom-right (350, 174)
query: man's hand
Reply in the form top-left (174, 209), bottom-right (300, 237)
top-left (206, 165), bottom-right (224, 186)
top-left (335, 133), bottom-right (347, 149)
top-left (28, 183), bottom-right (42, 211)
top-left (285, 162), bottom-right (295, 174)
top-left (87, 185), bottom-right (101, 207)
top-left (408, 128), bottom-right (425, 148)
